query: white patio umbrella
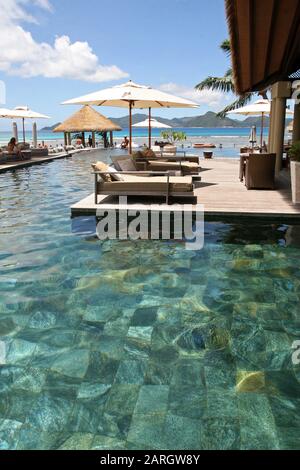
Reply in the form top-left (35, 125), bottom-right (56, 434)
top-left (133, 117), bottom-right (171, 143)
top-left (62, 80), bottom-right (198, 153)
top-left (227, 99), bottom-right (293, 148)
top-left (133, 117), bottom-right (172, 128)
top-left (0, 106), bottom-right (50, 143)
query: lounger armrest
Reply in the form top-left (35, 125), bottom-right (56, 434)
top-left (93, 170), bottom-right (173, 176)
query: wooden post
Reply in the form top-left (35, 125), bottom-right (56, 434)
top-left (64, 132), bottom-right (67, 146)
top-left (271, 82), bottom-right (292, 174)
top-left (68, 133), bottom-right (71, 145)
top-left (82, 132), bottom-right (85, 147)
top-left (129, 101), bottom-right (132, 154)
top-left (268, 99), bottom-right (275, 152)
top-left (148, 107), bottom-right (152, 149)
top-left (292, 103), bottom-right (300, 144)
top-left (22, 117), bottom-right (26, 143)
top-left (260, 112), bottom-right (264, 149)
top-left (92, 132), bottom-right (96, 148)
top-left (110, 131), bottom-right (113, 147)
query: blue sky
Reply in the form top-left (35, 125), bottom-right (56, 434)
top-left (0, 0), bottom-right (233, 130)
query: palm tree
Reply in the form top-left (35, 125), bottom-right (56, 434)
top-left (195, 39), bottom-right (266, 118)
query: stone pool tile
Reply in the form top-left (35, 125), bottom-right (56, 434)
top-left (91, 434), bottom-right (126, 450)
top-left (144, 360), bottom-right (175, 385)
top-left (205, 389), bottom-right (239, 418)
top-left (268, 395), bottom-right (300, 428)
top-left (200, 417), bottom-right (240, 450)
top-left (74, 324), bottom-right (104, 349)
top-left (7, 391), bottom-right (39, 423)
top-left (123, 336), bottom-right (151, 361)
top-left (0, 316), bottom-right (20, 336)
top-left (238, 393), bottom-right (279, 450)
top-left (65, 399), bottom-right (105, 434)
top-left (264, 330), bottom-right (292, 352)
top-left (171, 359), bottom-right (205, 386)
top-left (58, 433), bottom-right (94, 450)
top-left (83, 305), bottom-right (123, 324)
top-left (235, 352), bottom-right (268, 371)
top-left (44, 371), bottom-right (82, 399)
top-left (77, 383), bottom-right (111, 400)
top-left (0, 418), bottom-right (22, 450)
top-left (127, 412), bottom-right (166, 449)
top-left (50, 348), bottom-right (90, 379)
top-left (103, 317), bottom-right (130, 337)
top-left (162, 414), bottom-right (202, 450)
top-left (131, 307), bottom-right (158, 327)
top-left (24, 393), bottom-right (75, 433)
top-left (11, 366), bottom-right (46, 393)
top-left (127, 326), bottom-right (153, 343)
top-left (204, 365), bottom-right (236, 389)
top-left (276, 427), bottom-right (300, 450)
top-left (97, 412), bottom-right (132, 440)
top-left (134, 385), bottom-right (169, 415)
top-left (92, 335), bottom-right (125, 360)
top-left (168, 385), bottom-right (206, 419)
top-left (265, 370), bottom-right (300, 398)
top-left (30, 343), bottom-right (62, 369)
top-left (114, 359), bottom-right (148, 385)
top-left (104, 384), bottom-right (140, 419)
top-left (16, 427), bottom-right (66, 450)
top-left (6, 339), bottom-right (37, 366)
top-left (263, 350), bottom-right (294, 372)
top-left (84, 351), bottom-right (119, 384)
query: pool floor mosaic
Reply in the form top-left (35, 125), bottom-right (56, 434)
top-left (0, 152), bottom-right (300, 450)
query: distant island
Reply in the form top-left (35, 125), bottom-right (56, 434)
top-left (40, 111), bottom-right (292, 132)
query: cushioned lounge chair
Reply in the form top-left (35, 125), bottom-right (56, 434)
top-left (94, 170), bottom-right (195, 205)
top-left (111, 155), bottom-right (200, 176)
top-left (0, 150), bottom-right (32, 162)
top-left (30, 148), bottom-right (49, 157)
top-left (245, 153), bottom-right (276, 189)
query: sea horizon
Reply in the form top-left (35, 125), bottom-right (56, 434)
top-left (0, 126), bottom-right (270, 143)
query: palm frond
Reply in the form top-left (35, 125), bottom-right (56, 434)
top-left (220, 39), bottom-right (231, 56)
top-left (195, 75), bottom-right (235, 94)
top-left (225, 68), bottom-right (233, 77)
top-left (217, 94), bottom-right (252, 118)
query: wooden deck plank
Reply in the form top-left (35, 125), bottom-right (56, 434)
top-left (71, 158), bottom-right (300, 219)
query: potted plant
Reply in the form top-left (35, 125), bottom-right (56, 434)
top-left (160, 131), bottom-right (187, 145)
top-left (289, 142), bottom-right (300, 204)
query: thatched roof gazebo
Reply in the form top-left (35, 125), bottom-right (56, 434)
top-left (54, 105), bottom-right (121, 147)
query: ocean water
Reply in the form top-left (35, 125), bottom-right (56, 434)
top-left (0, 127), bottom-right (271, 159)
top-left (0, 126), bottom-right (269, 143)
top-left (0, 150), bottom-right (299, 450)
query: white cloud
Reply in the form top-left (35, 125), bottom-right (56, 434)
top-left (0, 0), bottom-right (128, 82)
top-left (159, 82), bottom-right (229, 110)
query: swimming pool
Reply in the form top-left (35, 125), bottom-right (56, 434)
top-left (0, 151), bottom-right (299, 450)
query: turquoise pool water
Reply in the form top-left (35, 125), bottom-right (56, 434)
top-left (0, 151), bottom-right (300, 450)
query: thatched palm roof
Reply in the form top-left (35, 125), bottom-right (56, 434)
top-left (53, 105), bottom-right (121, 133)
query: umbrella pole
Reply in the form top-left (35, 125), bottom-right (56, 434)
top-left (148, 107), bottom-right (151, 149)
top-left (22, 118), bottom-right (26, 143)
top-left (129, 101), bottom-right (132, 154)
top-left (260, 112), bottom-right (264, 149)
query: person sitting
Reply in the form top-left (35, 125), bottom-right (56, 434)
top-left (7, 138), bottom-right (24, 159)
top-left (121, 136), bottom-right (129, 149)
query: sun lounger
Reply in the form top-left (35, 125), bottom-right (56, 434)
top-left (30, 148), bottom-right (49, 157)
top-left (111, 155), bottom-right (200, 176)
top-left (93, 170), bottom-right (195, 205)
top-left (0, 150), bottom-right (32, 162)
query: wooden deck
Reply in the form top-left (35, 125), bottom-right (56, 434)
top-left (71, 158), bottom-right (300, 220)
